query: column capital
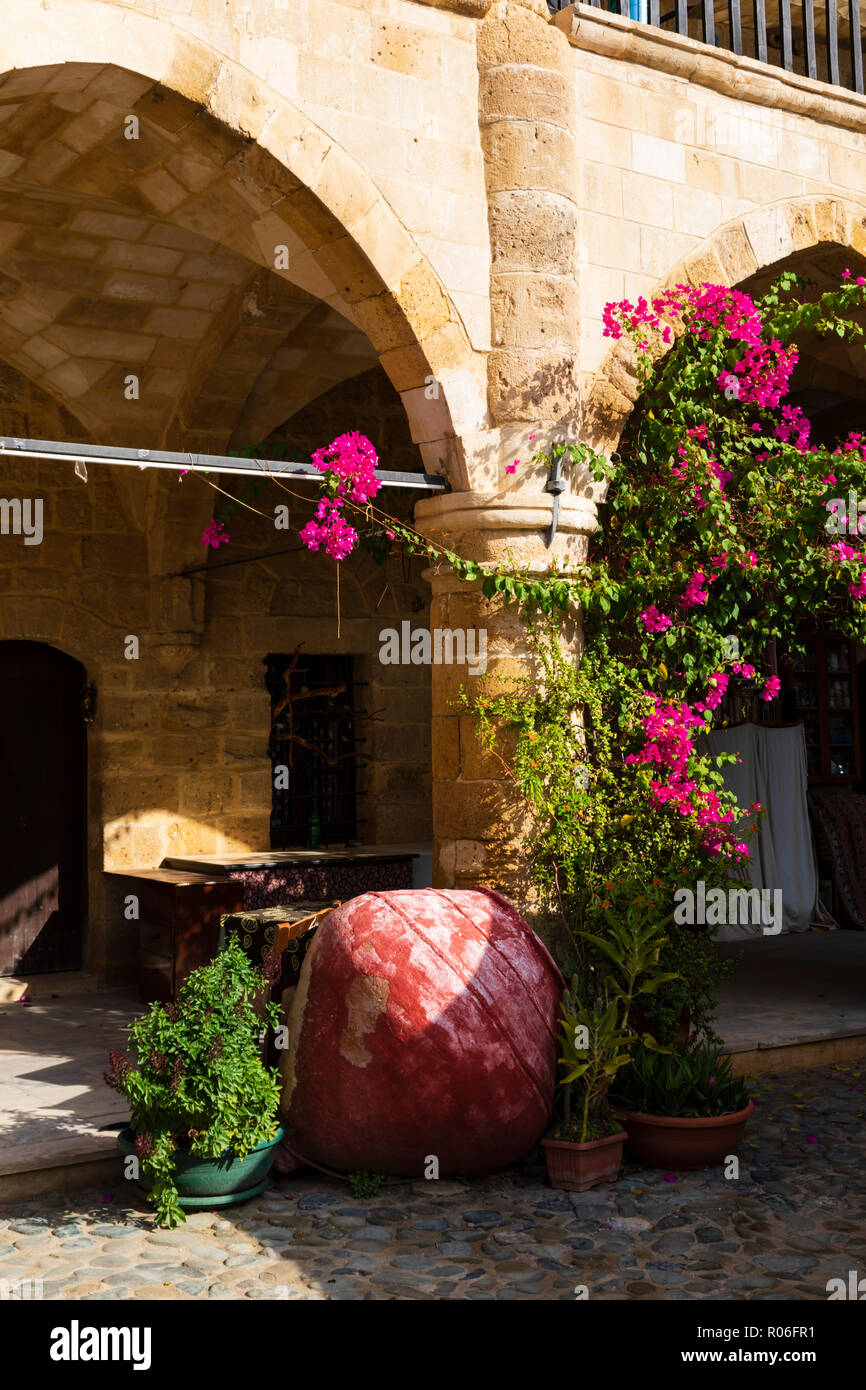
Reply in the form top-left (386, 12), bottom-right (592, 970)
top-left (414, 487), bottom-right (596, 575)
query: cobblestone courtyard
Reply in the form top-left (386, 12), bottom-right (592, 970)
top-left (1, 1065), bottom-right (863, 1302)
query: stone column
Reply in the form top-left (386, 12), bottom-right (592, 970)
top-left (480, 0), bottom-right (580, 428)
top-left (415, 490), bottom-right (593, 906)
top-left (411, 1), bottom-right (591, 907)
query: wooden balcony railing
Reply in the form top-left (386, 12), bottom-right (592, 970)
top-left (548, 0), bottom-right (865, 95)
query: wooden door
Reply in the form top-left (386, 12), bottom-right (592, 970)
top-left (0, 641), bottom-right (87, 974)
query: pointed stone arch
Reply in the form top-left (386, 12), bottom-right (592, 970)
top-left (583, 195), bottom-right (866, 455)
top-left (0, 2), bottom-right (484, 487)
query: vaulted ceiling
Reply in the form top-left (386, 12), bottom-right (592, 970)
top-left (0, 62), bottom-right (381, 454)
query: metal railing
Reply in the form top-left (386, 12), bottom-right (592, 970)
top-left (549, 0), bottom-right (865, 94)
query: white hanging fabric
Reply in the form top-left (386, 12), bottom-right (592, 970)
top-left (704, 723), bottom-right (835, 939)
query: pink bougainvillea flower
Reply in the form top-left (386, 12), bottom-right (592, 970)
top-left (805, 1134), bottom-right (819, 1144)
top-left (300, 432), bottom-right (380, 562)
top-left (99, 1192), bottom-right (114, 1204)
top-left (639, 605), bottom-right (673, 633)
top-left (664, 1172), bottom-right (678, 1183)
top-left (680, 570), bottom-right (710, 608)
top-left (761, 674), bottom-right (781, 702)
top-left (505, 459), bottom-right (519, 474)
top-left (201, 519), bottom-right (230, 549)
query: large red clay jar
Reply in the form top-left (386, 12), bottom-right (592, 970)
top-left (279, 887), bottom-right (563, 1176)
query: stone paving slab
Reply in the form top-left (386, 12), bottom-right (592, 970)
top-left (1, 1065), bottom-right (864, 1301)
top-left (0, 991), bottom-right (140, 1177)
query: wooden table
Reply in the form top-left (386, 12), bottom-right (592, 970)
top-left (105, 868), bottom-right (244, 1003)
top-left (161, 848), bottom-right (417, 909)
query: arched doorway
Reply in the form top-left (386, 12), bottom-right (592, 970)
top-left (0, 641), bottom-right (87, 975)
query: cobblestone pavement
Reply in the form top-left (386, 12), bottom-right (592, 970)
top-left (2, 1065), bottom-right (864, 1301)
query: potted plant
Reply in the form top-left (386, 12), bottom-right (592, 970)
top-left (105, 936), bottom-right (283, 1228)
top-left (542, 984), bottom-right (632, 1190)
top-left (542, 890), bottom-right (678, 1191)
top-left (612, 1038), bottom-right (754, 1169)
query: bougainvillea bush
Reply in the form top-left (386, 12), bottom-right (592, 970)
top-left (467, 271), bottom-right (866, 1037)
top-left (590, 269), bottom-right (866, 701)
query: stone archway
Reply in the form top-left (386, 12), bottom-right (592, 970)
top-left (0, 35), bottom-right (481, 486)
top-left (583, 194), bottom-right (866, 455)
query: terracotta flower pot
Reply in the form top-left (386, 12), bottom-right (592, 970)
top-left (542, 1130), bottom-right (627, 1191)
top-left (622, 1099), bottom-right (754, 1170)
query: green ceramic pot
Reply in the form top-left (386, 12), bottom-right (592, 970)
top-left (117, 1123), bottom-right (285, 1209)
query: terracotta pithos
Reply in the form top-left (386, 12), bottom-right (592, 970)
top-left (279, 887), bottom-right (562, 1175)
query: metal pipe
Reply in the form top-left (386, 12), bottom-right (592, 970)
top-left (0, 435), bottom-right (449, 492)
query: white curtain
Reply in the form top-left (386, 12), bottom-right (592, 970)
top-left (704, 723), bottom-right (835, 939)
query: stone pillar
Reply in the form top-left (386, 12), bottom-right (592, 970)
top-left (479, 0), bottom-right (580, 427)
top-left (415, 490), bottom-right (593, 905)
top-left (411, 2), bottom-right (590, 907)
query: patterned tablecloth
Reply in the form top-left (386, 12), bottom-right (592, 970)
top-left (218, 902), bottom-right (329, 993)
top-left (227, 858), bottom-right (412, 908)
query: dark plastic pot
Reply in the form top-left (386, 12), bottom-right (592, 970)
top-left (622, 1100), bottom-right (754, 1170)
top-left (542, 1130), bottom-right (626, 1191)
top-left (118, 1123), bottom-right (285, 1209)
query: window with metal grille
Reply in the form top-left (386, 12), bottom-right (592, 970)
top-left (264, 652), bottom-right (361, 848)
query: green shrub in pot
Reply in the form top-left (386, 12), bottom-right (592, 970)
top-left (104, 936), bottom-right (281, 1228)
top-left (551, 895), bottom-right (679, 1143)
top-left (612, 1039), bottom-right (750, 1118)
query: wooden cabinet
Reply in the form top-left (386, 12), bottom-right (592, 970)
top-left (782, 634), bottom-right (861, 784)
top-left (105, 869), bottom-right (244, 1003)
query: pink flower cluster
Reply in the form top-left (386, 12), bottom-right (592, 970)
top-left (830, 540), bottom-right (860, 563)
top-left (640, 605), bottom-right (673, 633)
top-left (681, 569), bottom-right (711, 609)
top-left (826, 537), bottom-right (866, 601)
top-left (603, 281), bottom-right (798, 413)
top-left (672, 425), bottom-right (732, 509)
top-left (694, 671), bottom-right (729, 714)
top-left (602, 294), bottom-right (675, 346)
top-left (299, 432), bottom-right (381, 562)
top-left (762, 674), bottom-right (781, 702)
top-left (201, 519), bottom-right (230, 549)
top-left (719, 338), bottom-right (797, 410)
top-left (835, 431), bottom-right (866, 462)
top-left (625, 693), bottom-right (747, 860)
top-left (301, 500), bottom-right (358, 561)
top-left (774, 403), bottom-right (811, 452)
